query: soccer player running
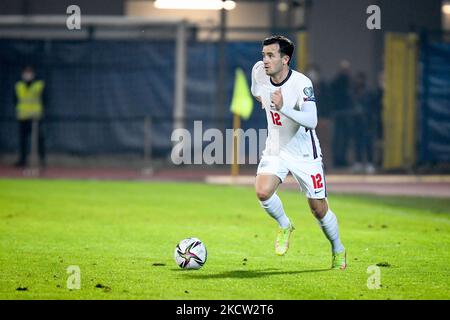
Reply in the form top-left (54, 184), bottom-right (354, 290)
top-left (251, 35), bottom-right (346, 269)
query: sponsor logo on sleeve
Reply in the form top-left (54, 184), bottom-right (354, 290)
top-left (303, 86), bottom-right (316, 102)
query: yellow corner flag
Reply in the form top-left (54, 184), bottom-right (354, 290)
top-left (230, 67), bottom-right (253, 120)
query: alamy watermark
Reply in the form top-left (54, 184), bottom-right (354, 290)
top-left (366, 5), bottom-right (381, 30)
top-left (366, 265), bottom-right (381, 289)
top-left (66, 265), bottom-right (81, 290)
top-left (66, 5), bottom-right (81, 30)
top-left (171, 121), bottom-right (278, 165)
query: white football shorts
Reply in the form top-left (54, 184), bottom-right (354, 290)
top-left (256, 153), bottom-right (327, 199)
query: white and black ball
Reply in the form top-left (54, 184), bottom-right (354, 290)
top-left (174, 237), bottom-right (207, 269)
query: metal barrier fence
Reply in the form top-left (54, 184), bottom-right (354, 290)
top-left (0, 115), bottom-right (269, 166)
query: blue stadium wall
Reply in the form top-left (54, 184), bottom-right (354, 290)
top-left (419, 39), bottom-right (450, 163)
top-left (0, 39), bottom-right (267, 157)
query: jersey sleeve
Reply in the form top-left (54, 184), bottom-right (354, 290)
top-left (280, 102), bottom-right (318, 129)
top-left (298, 77), bottom-right (316, 109)
top-left (278, 75), bottom-right (318, 129)
top-left (251, 61), bottom-right (264, 97)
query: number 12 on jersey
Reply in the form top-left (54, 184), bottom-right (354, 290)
top-left (270, 111), bottom-right (282, 126)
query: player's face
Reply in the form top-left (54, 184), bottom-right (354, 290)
top-left (262, 43), bottom-right (286, 76)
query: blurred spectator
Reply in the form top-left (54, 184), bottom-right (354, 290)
top-left (14, 65), bottom-right (47, 168)
top-left (305, 64), bottom-right (331, 118)
top-left (329, 59), bottom-right (353, 168)
top-left (350, 72), bottom-right (375, 173)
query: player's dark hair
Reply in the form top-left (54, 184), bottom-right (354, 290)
top-left (263, 35), bottom-right (295, 65)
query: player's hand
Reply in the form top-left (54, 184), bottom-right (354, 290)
top-left (271, 88), bottom-right (283, 110)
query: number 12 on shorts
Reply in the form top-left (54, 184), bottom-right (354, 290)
top-left (311, 173), bottom-right (323, 189)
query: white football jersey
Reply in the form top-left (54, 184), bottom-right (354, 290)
top-left (251, 61), bottom-right (322, 161)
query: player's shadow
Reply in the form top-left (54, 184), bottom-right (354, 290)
top-left (178, 268), bottom-right (330, 279)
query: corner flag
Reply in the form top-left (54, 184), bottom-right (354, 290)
top-left (230, 68), bottom-right (253, 120)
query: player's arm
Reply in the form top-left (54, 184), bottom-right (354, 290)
top-left (272, 81), bottom-right (318, 129)
top-left (279, 101), bottom-right (318, 129)
top-left (251, 61), bottom-right (263, 103)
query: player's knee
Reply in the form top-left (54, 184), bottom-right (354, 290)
top-left (310, 207), bottom-right (326, 219)
top-left (255, 186), bottom-right (273, 201)
top-left (309, 200), bottom-right (328, 219)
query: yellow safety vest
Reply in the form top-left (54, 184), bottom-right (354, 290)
top-left (15, 80), bottom-right (45, 120)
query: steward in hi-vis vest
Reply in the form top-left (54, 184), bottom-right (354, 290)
top-left (14, 65), bottom-right (47, 168)
top-left (15, 79), bottom-right (45, 120)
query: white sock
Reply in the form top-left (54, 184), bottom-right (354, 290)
top-left (260, 193), bottom-right (291, 228)
top-left (317, 210), bottom-right (345, 254)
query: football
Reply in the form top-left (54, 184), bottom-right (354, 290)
top-left (174, 237), bottom-right (207, 269)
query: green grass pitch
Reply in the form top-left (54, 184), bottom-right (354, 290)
top-left (0, 178), bottom-right (449, 300)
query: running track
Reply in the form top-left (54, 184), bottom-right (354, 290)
top-left (1, 165), bottom-right (449, 198)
